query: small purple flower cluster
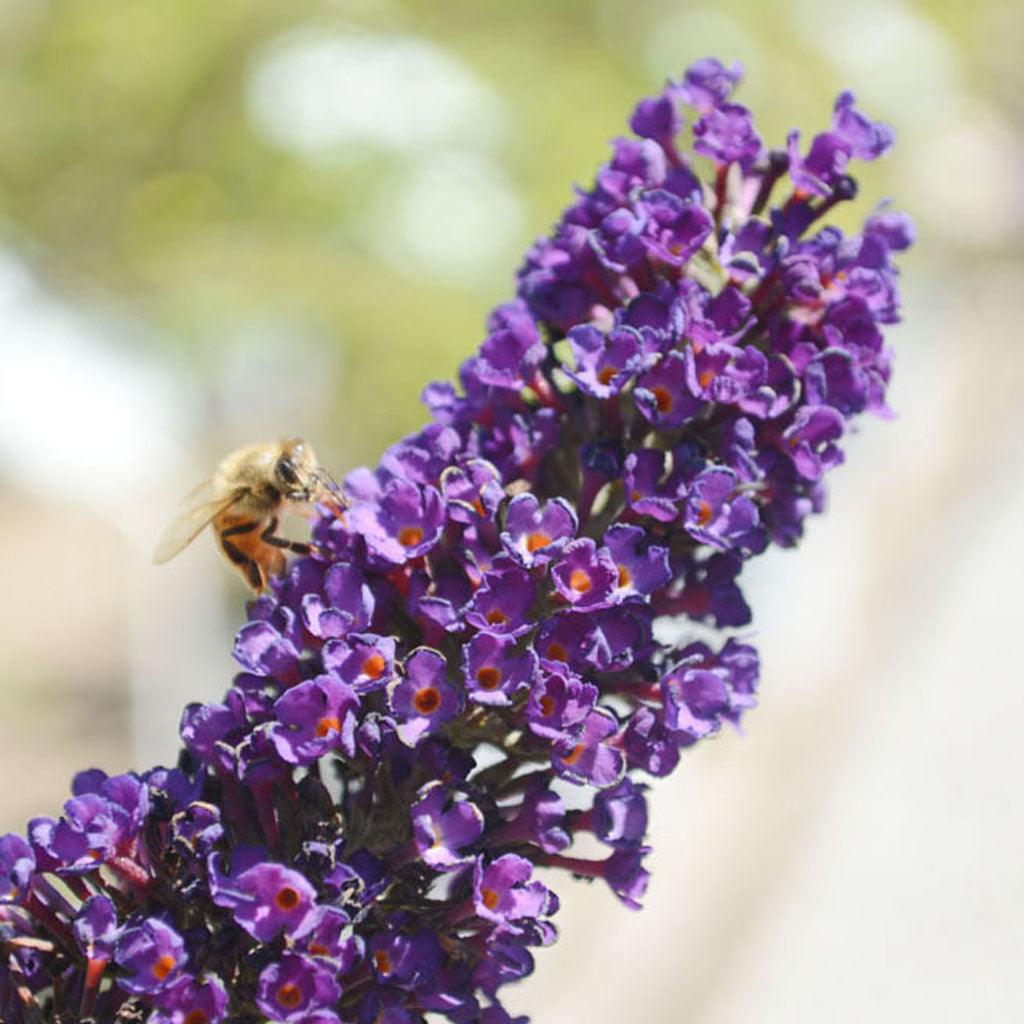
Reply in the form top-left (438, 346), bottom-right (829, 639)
top-left (0, 60), bottom-right (911, 1023)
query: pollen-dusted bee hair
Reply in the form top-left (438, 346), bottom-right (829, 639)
top-left (153, 438), bottom-right (334, 590)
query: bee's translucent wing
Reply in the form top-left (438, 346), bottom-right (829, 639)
top-left (152, 493), bottom-right (242, 565)
top-left (180, 477), bottom-right (216, 505)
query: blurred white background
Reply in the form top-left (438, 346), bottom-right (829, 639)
top-left (1, 0), bottom-right (1022, 1021)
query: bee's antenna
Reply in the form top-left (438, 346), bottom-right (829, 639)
top-left (311, 467), bottom-right (347, 509)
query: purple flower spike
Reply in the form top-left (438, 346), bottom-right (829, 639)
top-left (214, 862), bottom-right (318, 942)
top-left (270, 676), bottom-right (359, 765)
top-left (150, 973), bottom-right (229, 1024)
top-left (551, 538), bottom-right (619, 610)
top-left (463, 633), bottom-right (538, 707)
top-left (256, 954), bottom-right (341, 1024)
top-left (114, 918), bottom-right (188, 995)
top-left (0, 833), bottom-right (34, 903)
top-left (473, 855), bottom-right (555, 929)
top-left (3, 57), bottom-right (909, 1024)
top-left (411, 781), bottom-right (485, 870)
top-left (388, 647), bottom-right (463, 745)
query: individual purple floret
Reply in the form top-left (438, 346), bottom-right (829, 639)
top-left (566, 324), bottom-right (642, 398)
top-left (411, 781), bottom-right (484, 869)
top-left (347, 478), bottom-right (446, 564)
top-left (212, 861), bottom-right (318, 942)
top-left (593, 779), bottom-right (649, 848)
top-left (150, 973), bottom-right (229, 1024)
top-left (0, 834), bottom-right (33, 903)
top-left (500, 494), bottom-right (578, 568)
top-left (463, 632), bottom-right (538, 706)
top-left (635, 351), bottom-right (701, 428)
top-left (72, 895), bottom-right (119, 961)
top-left (551, 538), bottom-right (619, 610)
top-left (114, 918), bottom-right (188, 995)
top-left (270, 676), bottom-right (360, 765)
top-left (2, 58), bottom-right (909, 1024)
top-left (552, 707), bottom-right (625, 787)
top-left (473, 855), bottom-right (555, 929)
top-left (604, 524), bottom-right (671, 597)
top-left (256, 954), bottom-right (342, 1024)
top-left (388, 647), bottom-right (463, 744)
top-left (682, 466), bottom-right (761, 551)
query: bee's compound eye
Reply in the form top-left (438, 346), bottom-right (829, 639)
top-left (275, 456), bottom-right (300, 488)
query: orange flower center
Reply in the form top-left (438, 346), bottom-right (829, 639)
top-left (545, 642), bottom-right (567, 662)
top-left (413, 687), bottom-right (441, 714)
top-left (183, 1012), bottom-right (209, 1024)
top-left (486, 609), bottom-right (508, 626)
top-left (698, 369), bottom-right (715, 390)
top-left (482, 888), bottom-right (500, 910)
top-left (275, 886), bottom-right (300, 911)
top-left (476, 666), bottom-right (502, 690)
top-left (398, 525), bottom-right (424, 548)
top-left (617, 564), bottom-right (632, 589)
top-left (151, 954), bottom-right (176, 981)
top-left (308, 942), bottom-right (329, 956)
top-left (539, 695), bottom-right (555, 717)
top-left (277, 982), bottom-right (302, 1009)
top-left (316, 715), bottom-right (341, 738)
top-left (597, 366), bottom-right (617, 386)
top-left (695, 500), bottom-right (713, 526)
top-left (374, 949), bottom-right (393, 975)
top-left (526, 531), bottom-right (552, 553)
top-left (569, 568), bottom-right (592, 593)
top-left (651, 385), bottom-right (673, 413)
top-left (362, 652), bottom-right (386, 678)
top-left (562, 743), bottom-right (585, 765)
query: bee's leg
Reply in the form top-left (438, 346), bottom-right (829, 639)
top-left (260, 517), bottom-right (313, 556)
top-left (218, 522), bottom-right (265, 590)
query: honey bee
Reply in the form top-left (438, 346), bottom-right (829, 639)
top-left (153, 439), bottom-right (339, 591)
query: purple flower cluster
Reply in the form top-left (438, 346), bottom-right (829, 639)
top-left (0, 60), bottom-right (910, 1023)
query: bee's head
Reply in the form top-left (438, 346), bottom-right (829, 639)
top-left (274, 439), bottom-right (319, 500)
